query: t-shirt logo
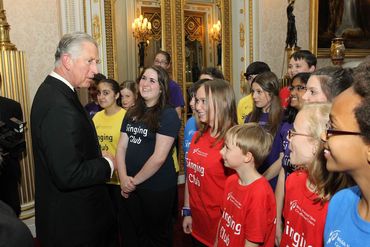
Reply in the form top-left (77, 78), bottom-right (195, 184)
top-left (227, 192), bottom-right (233, 200)
top-left (226, 192), bottom-right (242, 209)
top-left (327, 230), bottom-right (349, 246)
top-left (327, 230), bottom-right (340, 244)
top-left (290, 200), bottom-right (298, 211)
top-left (192, 148), bottom-right (208, 157)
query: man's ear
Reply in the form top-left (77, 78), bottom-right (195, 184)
top-left (61, 53), bottom-right (72, 71)
top-left (367, 144), bottom-right (370, 166)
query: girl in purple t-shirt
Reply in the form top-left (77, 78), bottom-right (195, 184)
top-left (244, 71), bottom-right (283, 190)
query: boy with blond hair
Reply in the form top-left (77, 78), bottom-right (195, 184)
top-left (216, 123), bottom-right (276, 247)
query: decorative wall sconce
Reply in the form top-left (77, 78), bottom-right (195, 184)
top-left (330, 37), bottom-right (345, 66)
top-left (210, 20), bottom-right (222, 66)
top-left (210, 20), bottom-right (221, 43)
top-left (132, 15), bottom-right (152, 68)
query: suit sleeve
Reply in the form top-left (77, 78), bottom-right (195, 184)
top-left (39, 103), bottom-right (110, 191)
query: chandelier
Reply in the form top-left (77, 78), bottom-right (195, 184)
top-left (132, 15), bottom-right (153, 43)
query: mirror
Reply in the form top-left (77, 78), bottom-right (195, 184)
top-left (184, 11), bottom-right (204, 82)
top-left (141, 6), bottom-right (162, 68)
top-left (183, 1), bottom-right (222, 82)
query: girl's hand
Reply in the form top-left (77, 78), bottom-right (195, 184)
top-left (121, 176), bottom-right (136, 193)
top-left (182, 216), bottom-right (193, 234)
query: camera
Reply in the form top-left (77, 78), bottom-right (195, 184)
top-left (0, 117), bottom-right (26, 167)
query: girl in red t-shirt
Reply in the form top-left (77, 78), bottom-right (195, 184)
top-left (182, 79), bottom-right (237, 246)
top-left (280, 103), bottom-right (352, 247)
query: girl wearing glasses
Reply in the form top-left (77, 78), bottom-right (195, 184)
top-left (276, 68), bottom-right (354, 245)
top-left (280, 103), bottom-right (351, 247)
top-left (244, 71), bottom-right (283, 190)
top-left (302, 66), bottom-right (353, 103)
top-left (153, 50), bottom-right (185, 119)
top-left (322, 68), bottom-right (370, 246)
top-left (275, 72), bottom-right (311, 245)
top-left (116, 66), bottom-right (181, 247)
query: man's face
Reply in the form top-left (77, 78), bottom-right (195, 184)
top-left (69, 42), bottom-right (99, 88)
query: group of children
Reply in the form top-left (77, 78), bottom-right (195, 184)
top-left (84, 48), bottom-right (370, 246)
top-left (182, 50), bottom-right (369, 247)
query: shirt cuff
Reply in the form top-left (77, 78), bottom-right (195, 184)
top-left (103, 157), bottom-right (114, 178)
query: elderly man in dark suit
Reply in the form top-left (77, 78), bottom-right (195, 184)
top-left (31, 32), bottom-right (116, 247)
top-left (0, 75), bottom-right (24, 217)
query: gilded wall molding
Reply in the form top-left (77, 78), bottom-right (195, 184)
top-left (161, 0), bottom-right (186, 170)
top-left (248, 0), bottom-right (253, 63)
top-left (221, 0), bottom-right (232, 83)
top-left (104, 0), bottom-right (115, 79)
top-left (161, 0), bottom-right (172, 57)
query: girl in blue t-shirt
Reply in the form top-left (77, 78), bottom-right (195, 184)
top-left (322, 67), bottom-right (370, 246)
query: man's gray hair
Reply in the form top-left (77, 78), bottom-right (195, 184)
top-left (54, 32), bottom-right (98, 66)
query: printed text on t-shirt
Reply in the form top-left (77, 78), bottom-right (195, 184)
top-left (126, 124), bottom-right (148, 144)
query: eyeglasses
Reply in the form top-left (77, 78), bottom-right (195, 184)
top-left (154, 59), bottom-right (168, 66)
top-left (324, 121), bottom-right (363, 140)
top-left (287, 129), bottom-right (312, 139)
top-left (288, 85), bottom-right (307, 92)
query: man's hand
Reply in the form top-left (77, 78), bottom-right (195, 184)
top-left (102, 151), bottom-right (117, 170)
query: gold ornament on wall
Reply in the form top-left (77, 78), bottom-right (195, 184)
top-left (0, 1), bottom-right (16, 51)
top-left (240, 23), bottom-right (245, 48)
top-left (92, 15), bottom-right (101, 45)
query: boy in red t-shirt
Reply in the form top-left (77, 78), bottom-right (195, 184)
top-left (216, 123), bottom-right (276, 247)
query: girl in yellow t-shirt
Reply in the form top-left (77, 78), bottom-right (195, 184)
top-left (93, 78), bottom-right (126, 246)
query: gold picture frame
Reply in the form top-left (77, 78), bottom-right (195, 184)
top-left (309, 0), bottom-right (370, 58)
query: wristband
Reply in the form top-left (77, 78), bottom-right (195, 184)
top-left (181, 207), bottom-right (191, 217)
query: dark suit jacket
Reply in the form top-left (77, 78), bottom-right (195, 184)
top-left (0, 96), bottom-right (23, 216)
top-left (0, 200), bottom-right (34, 247)
top-left (30, 75), bottom-right (114, 246)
